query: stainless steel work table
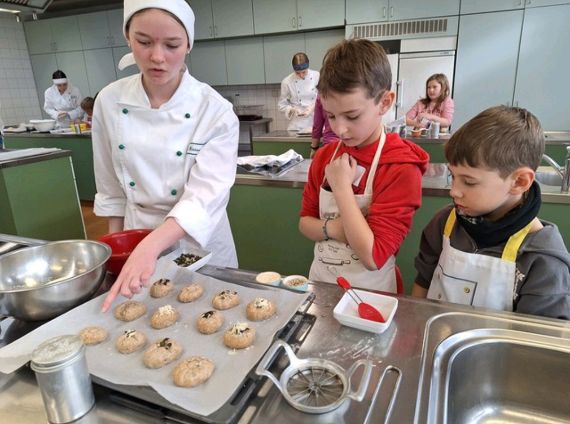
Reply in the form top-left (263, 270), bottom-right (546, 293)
top-left (236, 160), bottom-right (570, 205)
top-left (5, 265), bottom-right (566, 423)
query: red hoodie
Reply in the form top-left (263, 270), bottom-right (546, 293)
top-left (300, 133), bottom-right (429, 269)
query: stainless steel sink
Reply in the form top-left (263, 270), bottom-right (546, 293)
top-left (415, 312), bottom-right (570, 424)
top-left (536, 171), bottom-right (563, 187)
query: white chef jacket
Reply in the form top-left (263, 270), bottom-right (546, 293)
top-left (92, 70), bottom-right (239, 267)
top-left (43, 83), bottom-right (83, 127)
top-left (278, 69), bottom-right (319, 131)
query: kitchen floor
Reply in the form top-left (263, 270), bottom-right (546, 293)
top-left (81, 201), bottom-right (107, 240)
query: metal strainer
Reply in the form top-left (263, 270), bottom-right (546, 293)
top-left (256, 340), bottom-right (372, 414)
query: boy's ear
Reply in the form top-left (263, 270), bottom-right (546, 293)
top-left (378, 91), bottom-right (395, 115)
top-left (509, 167), bottom-right (535, 194)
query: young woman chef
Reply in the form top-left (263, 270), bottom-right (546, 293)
top-left (95, 0), bottom-right (239, 312)
top-left (43, 70), bottom-right (83, 128)
top-left (278, 52), bottom-right (319, 131)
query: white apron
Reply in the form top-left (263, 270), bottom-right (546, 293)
top-left (308, 131), bottom-right (397, 291)
top-left (427, 209), bottom-right (532, 311)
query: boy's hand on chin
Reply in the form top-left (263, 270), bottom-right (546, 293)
top-left (325, 153), bottom-right (357, 190)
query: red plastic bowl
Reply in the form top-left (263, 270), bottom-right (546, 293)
top-left (98, 229), bottom-right (152, 274)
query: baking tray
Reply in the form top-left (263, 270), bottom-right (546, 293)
top-left (0, 256), bottom-right (311, 418)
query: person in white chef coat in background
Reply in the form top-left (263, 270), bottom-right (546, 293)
top-left (278, 53), bottom-right (319, 131)
top-left (94, 0), bottom-right (239, 312)
top-left (43, 70), bottom-right (83, 128)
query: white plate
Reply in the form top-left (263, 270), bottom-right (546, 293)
top-left (162, 247), bottom-right (212, 273)
top-left (333, 290), bottom-right (398, 333)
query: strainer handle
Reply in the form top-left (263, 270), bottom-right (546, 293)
top-left (255, 339), bottom-right (298, 396)
top-left (346, 359), bottom-right (373, 402)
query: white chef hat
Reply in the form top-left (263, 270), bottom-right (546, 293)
top-left (118, 0), bottom-right (195, 71)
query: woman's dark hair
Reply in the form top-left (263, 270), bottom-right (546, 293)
top-left (52, 70), bottom-right (67, 79)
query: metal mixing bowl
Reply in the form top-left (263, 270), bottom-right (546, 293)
top-left (0, 240), bottom-right (111, 321)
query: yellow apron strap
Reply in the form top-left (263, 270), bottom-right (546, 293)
top-left (443, 208), bottom-right (456, 238)
top-left (501, 221), bottom-right (533, 262)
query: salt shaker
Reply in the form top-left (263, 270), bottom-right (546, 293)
top-left (31, 335), bottom-right (95, 423)
top-left (431, 121), bottom-right (440, 138)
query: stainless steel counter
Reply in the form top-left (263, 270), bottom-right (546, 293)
top-left (235, 160), bottom-right (570, 204)
top-left (2, 265), bottom-right (567, 423)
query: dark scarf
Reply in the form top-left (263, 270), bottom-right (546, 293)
top-left (456, 182), bottom-right (541, 249)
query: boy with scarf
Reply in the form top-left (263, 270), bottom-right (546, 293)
top-left (413, 106), bottom-right (570, 320)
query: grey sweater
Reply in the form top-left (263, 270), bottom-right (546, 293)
top-left (415, 205), bottom-right (570, 320)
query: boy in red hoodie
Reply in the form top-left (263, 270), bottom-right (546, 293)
top-left (299, 39), bottom-right (429, 291)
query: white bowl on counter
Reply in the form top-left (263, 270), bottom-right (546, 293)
top-left (29, 119), bottom-right (56, 132)
top-left (334, 290), bottom-right (398, 334)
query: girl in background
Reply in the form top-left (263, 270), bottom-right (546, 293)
top-left (406, 73), bottom-right (454, 130)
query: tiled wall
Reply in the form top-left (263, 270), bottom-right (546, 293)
top-left (215, 84), bottom-right (289, 132)
top-left (0, 14), bottom-right (42, 127)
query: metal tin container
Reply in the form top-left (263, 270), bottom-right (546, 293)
top-left (31, 335), bottom-right (94, 423)
top-left (431, 121), bottom-right (440, 138)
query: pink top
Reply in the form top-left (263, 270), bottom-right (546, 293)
top-left (311, 96), bottom-right (337, 145)
top-left (406, 96), bottom-right (454, 126)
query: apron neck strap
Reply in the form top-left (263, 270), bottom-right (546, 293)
top-left (444, 208), bottom-right (533, 262)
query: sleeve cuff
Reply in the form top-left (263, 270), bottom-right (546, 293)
top-left (167, 200), bottom-right (212, 248)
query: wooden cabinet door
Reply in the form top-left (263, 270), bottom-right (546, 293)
top-left (212, 0), bottom-right (254, 38)
top-left (390, 0), bottom-right (460, 21)
top-left (514, 4), bottom-right (570, 130)
top-left (189, 40), bottom-right (227, 86)
top-left (253, 0), bottom-right (298, 34)
top-left (263, 33), bottom-right (305, 84)
top-left (297, 0), bottom-right (345, 30)
top-left (453, 10), bottom-right (522, 129)
top-left (346, 0), bottom-right (389, 24)
top-left (225, 38), bottom-right (264, 84)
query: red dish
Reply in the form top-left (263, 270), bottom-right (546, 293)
top-left (98, 229), bottom-right (152, 274)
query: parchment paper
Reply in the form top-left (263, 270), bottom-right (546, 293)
top-left (0, 255), bottom-right (310, 417)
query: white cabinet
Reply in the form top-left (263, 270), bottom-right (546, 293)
top-left (460, 0), bottom-right (524, 14)
top-left (25, 16), bottom-right (83, 54)
top-left (77, 9), bottom-right (126, 50)
top-left (514, 4), bottom-right (570, 130)
top-left (453, 10), bottom-right (523, 128)
top-left (346, 0), bottom-right (459, 24)
top-left (191, 0), bottom-right (254, 40)
top-left (189, 40), bottom-right (227, 86)
top-left (253, 0), bottom-right (344, 34)
top-left (225, 38), bottom-right (264, 85)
